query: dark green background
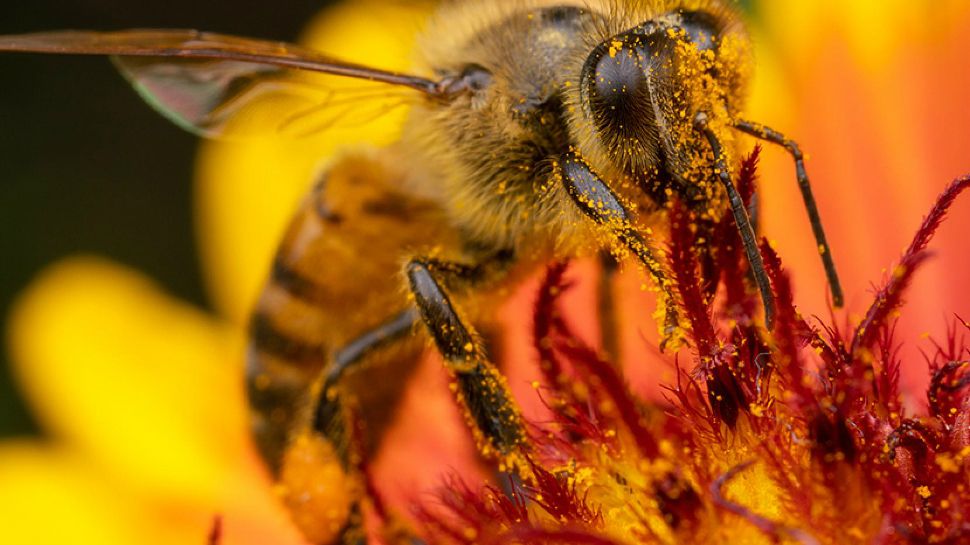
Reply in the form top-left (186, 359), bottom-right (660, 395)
top-left (0, 1), bottom-right (759, 438)
top-left (0, 1), bottom-right (333, 438)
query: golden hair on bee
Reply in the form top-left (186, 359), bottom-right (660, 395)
top-left (402, 0), bottom-right (752, 255)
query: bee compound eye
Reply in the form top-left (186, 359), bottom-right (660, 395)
top-left (581, 36), bottom-right (652, 134)
top-left (676, 10), bottom-right (722, 52)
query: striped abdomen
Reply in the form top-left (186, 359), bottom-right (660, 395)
top-left (245, 152), bottom-right (454, 471)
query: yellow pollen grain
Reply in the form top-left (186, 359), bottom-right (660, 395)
top-left (609, 40), bottom-right (623, 58)
top-left (917, 486), bottom-right (932, 499)
top-left (935, 453), bottom-right (960, 473)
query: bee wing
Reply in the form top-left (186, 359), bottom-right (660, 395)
top-left (0, 30), bottom-right (440, 139)
top-left (110, 55), bottom-right (422, 139)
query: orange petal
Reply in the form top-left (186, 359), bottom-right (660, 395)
top-left (749, 1), bottom-right (970, 394)
top-left (372, 352), bottom-right (487, 514)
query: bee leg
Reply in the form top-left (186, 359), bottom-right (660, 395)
top-left (732, 119), bottom-right (844, 308)
top-left (297, 327), bottom-right (432, 545)
top-left (598, 251), bottom-right (621, 362)
top-left (558, 152), bottom-right (680, 347)
top-left (405, 258), bottom-right (527, 460)
top-left (308, 308), bottom-right (420, 467)
top-left (329, 309), bottom-right (420, 391)
top-left (277, 310), bottom-right (417, 545)
top-left (694, 113), bottom-right (775, 327)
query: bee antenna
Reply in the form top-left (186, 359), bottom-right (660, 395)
top-left (732, 120), bottom-right (845, 308)
top-left (694, 113), bottom-right (776, 328)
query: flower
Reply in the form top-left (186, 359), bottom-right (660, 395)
top-left (2, 1), bottom-right (969, 544)
top-left (411, 161), bottom-right (970, 545)
top-left (746, 0), bottom-right (970, 396)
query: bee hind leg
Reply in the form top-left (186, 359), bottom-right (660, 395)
top-left (312, 308), bottom-right (420, 467)
top-left (285, 309), bottom-right (421, 545)
top-left (405, 258), bottom-right (527, 461)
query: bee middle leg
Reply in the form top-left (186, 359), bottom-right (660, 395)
top-left (404, 257), bottom-right (527, 459)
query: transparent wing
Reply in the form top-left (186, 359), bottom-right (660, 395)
top-left (0, 30), bottom-right (438, 139)
top-left (112, 55), bottom-right (417, 138)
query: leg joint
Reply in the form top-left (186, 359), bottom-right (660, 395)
top-left (406, 258), bottom-right (482, 371)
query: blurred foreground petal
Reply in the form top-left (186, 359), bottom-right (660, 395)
top-left (8, 256), bottom-right (247, 498)
top-left (0, 442), bottom-right (139, 545)
top-left (0, 440), bottom-right (306, 545)
top-left (6, 257), bottom-right (307, 544)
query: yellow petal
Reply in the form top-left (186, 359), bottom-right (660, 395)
top-left (195, 0), bottom-right (434, 325)
top-left (0, 441), bottom-right (305, 545)
top-left (7, 256), bottom-right (251, 502)
top-left (0, 442), bottom-right (140, 545)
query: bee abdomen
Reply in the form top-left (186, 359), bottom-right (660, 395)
top-left (246, 196), bottom-right (345, 470)
top-left (246, 347), bottom-right (321, 472)
top-left (250, 307), bottom-right (327, 363)
top-left (247, 254), bottom-right (354, 468)
top-left (244, 152), bottom-right (458, 473)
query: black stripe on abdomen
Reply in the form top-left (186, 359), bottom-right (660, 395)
top-left (270, 256), bottom-right (333, 307)
top-left (249, 311), bottom-right (326, 364)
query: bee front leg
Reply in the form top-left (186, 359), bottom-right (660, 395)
top-left (695, 114), bottom-right (775, 327)
top-left (732, 119), bottom-right (844, 308)
top-left (558, 152), bottom-right (681, 348)
top-left (405, 258), bottom-right (527, 462)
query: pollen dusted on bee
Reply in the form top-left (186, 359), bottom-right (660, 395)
top-left (278, 433), bottom-right (360, 545)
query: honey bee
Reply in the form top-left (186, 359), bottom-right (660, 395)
top-left (0, 0), bottom-right (844, 543)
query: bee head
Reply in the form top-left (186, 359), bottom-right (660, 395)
top-left (577, 9), bottom-right (751, 206)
